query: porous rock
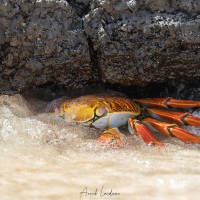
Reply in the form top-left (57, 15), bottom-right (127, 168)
top-left (0, 0), bottom-right (92, 94)
top-left (84, 0), bottom-right (200, 86)
top-left (0, 0), bottom-right (200, 95)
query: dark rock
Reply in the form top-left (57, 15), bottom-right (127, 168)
top-left (0, 0), bottom-right (200, 96)
top-left (0, 0), bottom-right (92, 94)
top-left (83, 0), bottom-right (200, 86)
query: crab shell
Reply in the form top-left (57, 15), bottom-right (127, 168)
top-left (56, 94), bottom-right (141, 129)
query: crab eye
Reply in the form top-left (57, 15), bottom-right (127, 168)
top-left (54, 107), bottom-right (60, 114)
top-left (55, 105), bottom-right (65, 118)
top-left (95, 106), bottom-right (107, 117)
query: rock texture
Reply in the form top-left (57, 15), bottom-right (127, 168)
top-left (0, 0), bottom-right (200, 95)
top-left (0, 0), bottom-right (92, 94)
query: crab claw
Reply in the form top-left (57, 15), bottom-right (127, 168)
top-left (128, 118), bottom-right (164, 146)
top-left (97, 128), bottom-right (124, 148)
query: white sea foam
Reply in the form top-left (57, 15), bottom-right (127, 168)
top-left (0, 94), bottom-right (200, 200)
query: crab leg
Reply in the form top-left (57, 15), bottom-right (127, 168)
top-left (143, 118), bottom-right (200, 143)
top-left (147, 108), bottom-right (200, 127)
top-left (97, 128), bottom-right (124, 148)
top-left (128, 118), bottom-right (164, 146)
top-left (137, 97), bottom-right (200, 108)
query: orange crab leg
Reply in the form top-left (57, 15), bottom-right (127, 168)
top-left (147, 108), bottom-right (200, 127)
top-left (143, 118), bottom-right (200, 143)
top-left (97, 128), bottom-right (124, 148)
top-left (128, 118), bottom-right (164, 146)
top-left (137, 97), bottom-right (200, 108)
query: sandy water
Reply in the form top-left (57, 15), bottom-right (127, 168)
top-left (0, 94), bottom-right (200, 200)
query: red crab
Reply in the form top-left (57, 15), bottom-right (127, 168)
top-left (54, 93), bottom-right (200, 147)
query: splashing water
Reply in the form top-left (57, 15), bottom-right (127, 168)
top-left (0, 94), bottom-right (200, 200)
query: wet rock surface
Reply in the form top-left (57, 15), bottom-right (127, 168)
top-left (0, 0), bottom-right (200, 96)
top-left (1, 94), bottom-right (200, 200)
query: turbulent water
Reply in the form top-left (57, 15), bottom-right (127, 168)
top-left (1, 94), bottom-right (200, 200)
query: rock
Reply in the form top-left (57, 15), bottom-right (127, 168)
top-left (83, 0), bottom-right (200, 86)
top-left (0, 0), bottom-right (92, 94)
top-left (0, 0), bottom-right (200, 96)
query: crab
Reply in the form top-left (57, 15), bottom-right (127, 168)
top-left (54, 92), bottom-right (200, 147)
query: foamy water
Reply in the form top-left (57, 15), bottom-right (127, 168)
top-left (1, 94), bottom-right (200, 200)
